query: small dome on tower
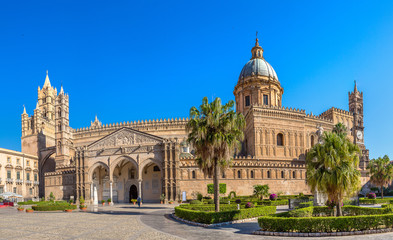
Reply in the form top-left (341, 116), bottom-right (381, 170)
top-left (238, 36), bottom-right (278, 81)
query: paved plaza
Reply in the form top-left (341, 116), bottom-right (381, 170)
top-left (1, 204), bottom-right (393, 240)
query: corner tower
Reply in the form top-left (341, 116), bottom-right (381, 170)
top-left (234, 35), bottom-right (283, 116)
top-left (348, 81), bottom-right (369, 170)
top-left (55, 86), bottom-right (72, 166)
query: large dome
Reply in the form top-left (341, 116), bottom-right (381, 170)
top-left (239, 58), bottom-right (278, 80)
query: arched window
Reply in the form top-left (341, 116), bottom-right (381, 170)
top-left (237, 170), bottom-right (241, 179)
top-left (153, 166), bottom-right (160, 172)
top-left (250, 170), bottom-right (254, 179)
top-left (277, 133), bottom-right (284, 146)
top-left (311, 135), bottom-right (315, 147)
top-left (222, 171), bottom-right (226, 178)
top-left (192, 170), bottom-right (196, 179)
top-left (58, 122), bottom-right (62, 131)
top-left (58, 108), bottom-right (62, 118)
top-left (43, 108), bottom-right (47, 118)
top-left (292, 171), bottom-right (296, 179)
top-left (267, 170), bottom-right (271, 179)
top-left (281, 171), bottom-right (284, 178)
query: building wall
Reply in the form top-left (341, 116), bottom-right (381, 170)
top-left (0, 148), bottom-right (39, 200)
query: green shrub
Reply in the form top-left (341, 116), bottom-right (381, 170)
top-left (179, 204), bottom-right (239, 212)
top-left (258, 214), bottom-right (393, 232)
top-left (79, 196), bottom-right (85, 205)
top-left (175, 206), bottom-right (276, 224)
top-left (196, 192), bottom-right (203, 201)
top-left (18, 200), bottom-right (39, 205)
top-left (190, 200), bottom-right (202, 205)
top-left (296, 201), bottom-right (313, 209)
top-left (207, 184), bottom-right (227, 194)
top-left (258, 199), bottom-right (288, 206)
top-left (207, 199), bottom-right (214, 204)
top-left (359, 198), bottom-right (393, 205)
top-left (32, 202), bottom-right (77, 211)
top-left (228, 191), bottom-right (236, 199)
top-left (49, 192), bottom-right (55, 201)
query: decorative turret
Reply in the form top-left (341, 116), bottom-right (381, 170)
top-left (251, 33), bottom-right (264, 59)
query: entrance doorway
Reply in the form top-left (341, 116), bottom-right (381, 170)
top-left (129, 185), bottom-right (138, 201)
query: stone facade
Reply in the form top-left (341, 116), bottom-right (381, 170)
top-left (0, 148), bottom-right (39, 199)
top-left (20, 37), bottom-right (369, 203)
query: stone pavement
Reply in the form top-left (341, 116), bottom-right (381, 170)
top-left (0, 204), bottom-right (180, 240)
top-left (2, 204), bottom-right (393, 240)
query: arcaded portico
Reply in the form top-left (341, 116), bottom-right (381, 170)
top-left (71, 128), bottom-right (180, 204)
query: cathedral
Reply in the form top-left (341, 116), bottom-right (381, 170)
top-left (20, 37), bottom-right (369, 203)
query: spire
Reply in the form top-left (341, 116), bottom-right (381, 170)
top-left (59, 85), bottom-right (64, 95)
top-left (255, 31), bottom-right (259, 47)
top-left (23, 105), bottom-right (26, 114)
top-left (43, 70), bottom-right (51, 88)
top-left (35, 101), bottom-right (39, 110)
top-left (354, 80), bottom-right (358, 92)
top-left (251, 31), bottom-right (263, 59)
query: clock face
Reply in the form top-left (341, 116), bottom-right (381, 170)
top-left (357, 130), bottom-right (363, 140)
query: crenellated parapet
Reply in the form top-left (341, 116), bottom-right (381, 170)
top-left (72, 117), bottom-right (189, 134)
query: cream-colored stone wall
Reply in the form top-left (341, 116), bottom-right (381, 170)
top-left (0, 148), bottom-right (39, 199)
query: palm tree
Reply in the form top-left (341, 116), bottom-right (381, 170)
top-left (332, 123), bottom-right (347, 138)
top-left (187, 97), bottom-right (245, 212)
top-left (367, 155), bottom-right (393, 199)
top-left (253, 184), bottom-right (270, 200)
top-left (306, 131), bottom-right (361, 216)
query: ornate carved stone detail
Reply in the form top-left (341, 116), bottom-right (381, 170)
top-left (88, 128), bottom-right (163, 151)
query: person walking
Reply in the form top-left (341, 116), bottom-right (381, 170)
top-left (137, 196), bottom-right (141, 208)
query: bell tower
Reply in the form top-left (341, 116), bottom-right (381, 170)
top-left (349, 81), bottom-right (364, 146)
top-left (349, 81), bottom-right (369, 170)
top-left (55, 86), bottom-right (72, 166)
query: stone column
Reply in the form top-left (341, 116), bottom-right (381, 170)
top-left (93, 185), bottom-right (98, 205)
top-left (164, 143), bottom-right (168, 203)
top-left (109, 181), bottom-right (113, 206)
top-left (138, 179), bottom-right (142, 204)
top-left (169, 142), bottom-right (174, 201)
top-left (90, 182), bottom-right (94, 203)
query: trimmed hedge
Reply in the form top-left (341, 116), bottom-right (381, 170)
top-left (32, 202), bottom-right (77, 211)
top-left (175, 205), bottom-right (276, 224)
top-left (296, 201), bottom-right (313, 209)
top-left (190, 200), bottom-right (202, 205)
top-left (359, 198), bottom-right (393, 205)
top-left (258, 214), bottom-right (393, 232)
top-left (258, 199), bottom-right (288, 206)
top-left (288, 206), bottom-right (392, 218)
top-left (179, 204), bottom-right (239, 212)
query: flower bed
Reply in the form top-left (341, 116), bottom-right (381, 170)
top-left (175, 205), bottom-right (276, 224)
top-left (258, 205), bottom-right (393, 233)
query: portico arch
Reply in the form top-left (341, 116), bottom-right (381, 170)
top-left (89, 161), bottom-right (110, 204)
top-left (140, 158), bottom-right (162, 203)
top-left (110, 155), bottom-right (139, 203)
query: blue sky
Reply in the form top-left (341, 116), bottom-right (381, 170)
top-left (0, 0), bottom-right (392, 159)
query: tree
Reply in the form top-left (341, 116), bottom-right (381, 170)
top-left (253, 184), bottom-right (270, 200)
top-left (367, 155), bottom-right (393, 199)
top-left (332, 122), bottom-right (348, 138)
top-left (306, 131), bottom-right (361, 216)
top-left (187, 97), bottom-right (245, 212)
